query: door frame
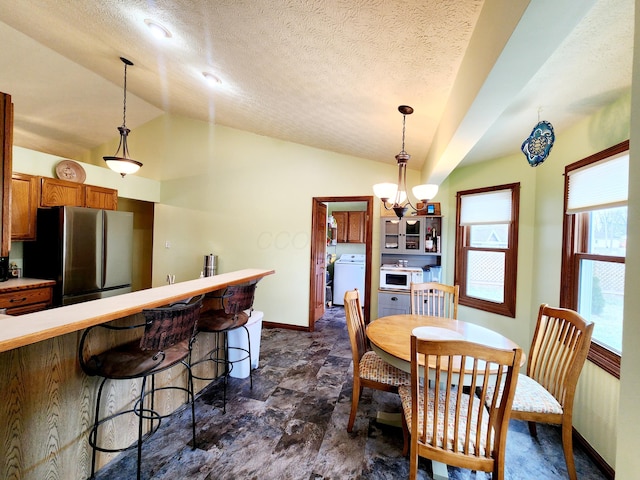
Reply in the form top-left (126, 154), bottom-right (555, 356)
top-left (308, 195), bottom-right (373, 330)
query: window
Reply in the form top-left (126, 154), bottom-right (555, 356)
top-left (561, 140), bottom-right (628, 378)
top-left (455, 183), bottom-right (520, 317)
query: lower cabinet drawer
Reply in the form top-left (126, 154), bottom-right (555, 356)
top-left (378, 291), bottom-right (411, 317)
top-left (6, 302), bottom-right (51, 315)
top-left (0, 287), bottom-right (53, 313)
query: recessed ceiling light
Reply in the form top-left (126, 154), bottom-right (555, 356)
top-left (144, 19), bottom-right (172, 39)
top-left (203, 72), bottom-right (222, 86)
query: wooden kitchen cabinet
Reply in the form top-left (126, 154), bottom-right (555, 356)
top-left (40, 177), bottom-right (84, 207)
top-left (333, 211), bottom-right (366, 243)
top-left (11, 173), bottom-right (39, 240)
top-left (0, 279), bottom-right (55, 315)
top-left (85, 184), bottom-right (118, 210)
top-left (39, 177), bottom-right (118, 210)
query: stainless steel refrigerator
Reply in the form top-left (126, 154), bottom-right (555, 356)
top-left (24, 206), bottom-right (133, 306)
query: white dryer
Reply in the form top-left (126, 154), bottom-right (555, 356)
top-left (333, 254), bottom-right (366, 306)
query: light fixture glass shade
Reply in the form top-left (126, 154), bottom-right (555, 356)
top-left (104, 157), bottom-right (143, 176)
top-left (412, 183), bottom-right (439, 201)
top-left (373, 183), bottom-right (397, 201)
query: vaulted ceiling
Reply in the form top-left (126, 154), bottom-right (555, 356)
top-left (0, 0), bottom-right (633, 182)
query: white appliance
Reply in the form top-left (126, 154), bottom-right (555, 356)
top-left (333, 254), bottom-right (366, 306)
top-left (379, 265), bottom-right (423, 291)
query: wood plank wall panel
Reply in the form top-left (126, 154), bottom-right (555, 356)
top-left (0, 314), bottom-right (224, 479)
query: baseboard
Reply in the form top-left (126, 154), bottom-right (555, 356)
top-left (574, 427), bottom-right (615, 479)
top-left (262, 321), bottom-right (310, 332)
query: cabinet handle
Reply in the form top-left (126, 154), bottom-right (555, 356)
top-left (391, 296), bottom-right (398, 301)
top-left (10, 297), bottom-right (27, 303)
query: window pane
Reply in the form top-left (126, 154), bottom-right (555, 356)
top-left (587, 206), bottom-right (627, 256)
top-left (466, 250), bottom-right (505, 302)
top-left (469, 224), bottom-right (509, 248)
top-left (578, 259), bottom-right (624, 354)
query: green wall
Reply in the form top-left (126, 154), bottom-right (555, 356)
top-left (442, 91), bottom-right (631, 468)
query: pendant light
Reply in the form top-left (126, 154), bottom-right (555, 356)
top-left (373, 105), bottom-right (438, 219)
top-left (103, 57), bottom-right (143, 177)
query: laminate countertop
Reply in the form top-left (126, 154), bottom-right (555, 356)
top-left (0, 277), bottom-right (56, 291)
top-left (0, 268), bottom-right (274, 353)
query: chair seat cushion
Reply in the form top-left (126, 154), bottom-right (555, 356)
top-left (198, 309), bottom-right (250, 333)
top-left (359, 350), bottom-right (410, 386)
top-left (511, 374), bottom-right (563, 415)
top-left (83, 339), bottom-right (191, 379)
top-left (398, 385), bottom-right (490, 455)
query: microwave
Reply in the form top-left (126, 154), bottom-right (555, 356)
top-left (380, 265), bottom-right (423, 290)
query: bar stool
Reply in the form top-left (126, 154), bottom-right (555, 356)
top-left (78, 295), bottom-right (203, 480)
top-left (192, 282), bottom-right (257, 413)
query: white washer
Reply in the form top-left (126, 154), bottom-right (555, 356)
top-left (333, 254), bottom-right (366, 306)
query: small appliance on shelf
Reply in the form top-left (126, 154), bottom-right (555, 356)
top-left (379, 264), bottom-right (423, 291)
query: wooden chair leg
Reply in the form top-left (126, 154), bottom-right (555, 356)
top-left (401, 413), bottom-right (409, 456)
top-left (408, 437), bottom-right (418, 480)
top-left (562, 418), bottom-right (578, 480)
top-left (527, 420), bottom-right (538, 437)
top-left (347, 383), bottom-right (362, 432)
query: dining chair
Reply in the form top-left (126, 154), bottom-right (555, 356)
top-left (344, 288), bottom-right (410, 432)
top-left (487, 304), bottom-right (594, 480)
top-left (78, 295), bottom-right (204, 480)
top-left (409, 282), bottom-right (459, 318)
top-left (399, 336), bottom-right (522, 480)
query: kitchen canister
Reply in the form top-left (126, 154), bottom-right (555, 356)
top-left (203, 254), bottom-right (218, 277)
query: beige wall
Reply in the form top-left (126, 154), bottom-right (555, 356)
top-left (84, 115), bottom-right (421, 327)
top-left (442, 91), bottom-right (631, 468)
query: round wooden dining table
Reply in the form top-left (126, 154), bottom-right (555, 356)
top-left (366, 313), bottom-right (523, 374)
top-left (366, 314), bottom-right (523, 480)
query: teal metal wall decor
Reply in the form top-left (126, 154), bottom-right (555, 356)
top-left (521, 120), bottom-right (555, 167)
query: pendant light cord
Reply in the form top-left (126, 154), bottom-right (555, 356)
top-left (122, 61), bottom-right (128, 129)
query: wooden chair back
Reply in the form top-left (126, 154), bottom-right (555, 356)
top-left (140, 295), bottom-right (204, 351)
top-left (410, 282), bottom-right (459, 318)
top-left (526, 303), bottom-right (594, 411)
top-left (405, 336), bottom-right (521, 479)
top-left (220, 283), bottom-right (257, 314)
top-left (344, 288), bottom-right (367, 366)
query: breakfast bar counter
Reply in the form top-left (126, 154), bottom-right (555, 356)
top-left (0, 268), bottom-right (274, 480)
top-left (0, 268), bottom-right (274, 353)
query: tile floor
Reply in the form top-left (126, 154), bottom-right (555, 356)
top-left (94, 306), bottom-right (608, 480)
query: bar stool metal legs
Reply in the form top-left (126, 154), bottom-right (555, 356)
top-left (192, 323), bottom-right (253, 413)
top-left (192, 283), bottom-right (257, 413)
top-left (79, 296), bottom-right (203, 479)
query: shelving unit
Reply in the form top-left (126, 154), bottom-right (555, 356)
top-left (378, 215), bottom-right (443, 316)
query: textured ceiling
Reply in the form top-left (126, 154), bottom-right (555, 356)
top-left (0, 0), bottom-right (633, 181)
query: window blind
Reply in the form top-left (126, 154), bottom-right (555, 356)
top-left (459, 189), bottom-right (512, 225)
top-left (566, 153), bottom-right (628, 214)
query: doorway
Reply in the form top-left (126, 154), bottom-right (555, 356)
top-left (309, 196), bottom-right (373, 331)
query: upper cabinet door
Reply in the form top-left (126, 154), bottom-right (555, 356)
top-left (85, 185), bottom-right (118, 210)
top-left (11, 173), bottom-right (39, 240)
top-left (347, 211), bottom-right (366, 243)
top-left (333, 211), bottom-right (366, 244)
top-left (40, 177), bottom-right (84, 207)
top-left (380, 217), bottom-right (425, 254)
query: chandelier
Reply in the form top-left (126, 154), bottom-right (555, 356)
top-left (373, 105), bottom-right (438, 219)
top-left (103, 57), bottom-right (143, 177)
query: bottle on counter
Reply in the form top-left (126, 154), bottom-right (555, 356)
top-left (431, 227), bottom-right (437, 253)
